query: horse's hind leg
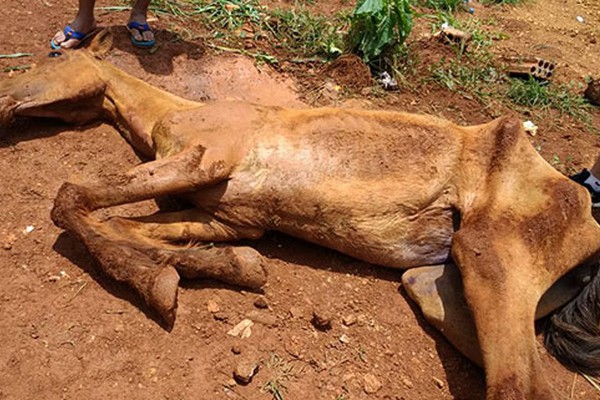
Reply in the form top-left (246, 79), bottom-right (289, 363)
top-left (50, 145), bottom-right (244, 324)
top-left (104, 210), bottom-right (268, 289)
top-left (108, 208), bottom-right (264, 243)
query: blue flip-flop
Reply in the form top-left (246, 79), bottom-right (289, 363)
top-left (50, 25), bottom-right (94, 50)
top-left (127, 21), bottom-right (156, 48)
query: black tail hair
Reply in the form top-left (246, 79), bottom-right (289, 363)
top-left (545, 265), bottom-right (600, 376)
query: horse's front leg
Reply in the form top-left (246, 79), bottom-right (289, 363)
top-left (451, 225), bottom-right (555, 400)
top-left (51, 144), bottom-right (229, 221)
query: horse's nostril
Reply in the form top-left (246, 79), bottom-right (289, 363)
top-left (0, 95), bottom-right (17, 127)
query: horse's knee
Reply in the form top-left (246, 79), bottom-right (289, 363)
top-left (51, 182), bottom-right (93, 229)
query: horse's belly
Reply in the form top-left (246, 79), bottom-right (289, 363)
top-left (198, 183), bottom-right (455, 269)
top-left (272, 206), bottom-right (455, 268)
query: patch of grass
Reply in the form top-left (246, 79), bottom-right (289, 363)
top-left (427, 15), bottom-right (503, 100)
top-left (389, 44), bottom-right (420, 88)
top-left (507, 77), bottom-right (592, 123)
top-left (147, 0), bottom-right (348, 62)
top-left (193, 0), bottom-right (265, 30)
top-left (265, 7), bottom-right (348, 59)
top-left (261, 354), bottom-right (300, 400)
top-left (417, 0), bottom-right (463, 12)
top-left (148, 0), bottom-right (190, 17)
top-left (430, 58), bottom-right (500, 98)
top-left (346, 0), bottom-right (414, 67)
top-left (2, 64), bottom-right (31, 73)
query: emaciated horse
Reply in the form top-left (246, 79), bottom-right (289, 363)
top-left (1, 31), bottom-right (599, 399)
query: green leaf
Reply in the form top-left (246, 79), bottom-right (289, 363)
top-left (356, 0), bottom-right (384, 15)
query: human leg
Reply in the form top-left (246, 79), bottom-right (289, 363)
top-left (51, 0), bottom-right (97, 49)
top-left (127, 0), bottom-right (155, 47)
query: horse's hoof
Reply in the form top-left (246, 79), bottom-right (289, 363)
top-left (149, 265), bottom-right (180, 326)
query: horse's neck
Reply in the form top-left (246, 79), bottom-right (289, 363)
top-left (100, 63), bottom-right (200, 158)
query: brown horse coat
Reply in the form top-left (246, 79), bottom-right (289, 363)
top-left (1, 32), bottom-right (599, 399)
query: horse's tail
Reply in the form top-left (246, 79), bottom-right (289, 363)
top-left (544, 265), bottom-right (600, 375)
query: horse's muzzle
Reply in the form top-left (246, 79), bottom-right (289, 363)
top-left (0, 95), bottom-right (17, 128)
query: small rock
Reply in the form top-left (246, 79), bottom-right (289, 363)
top-left (311, 310), bottom-right (332, 331)
top-left (363, 373), bottom-right (382, 394)
top-left (225, 378), bottom-right (237, 387)
top-left (246, 310), bottom-right (278, 327)
top-left (213, 311), bottom-right (229, 322)
top-left (342, 315), bottom-right (357, 326)
top-left (207, 300), bottom-right (220, 313)
top-left (2, 233), bottom-right (16, 250)
top-left (231, 345), bottom-right (242, 355)
top-left (401, 376), bottom-right (414, 389)
top-left (233, 358), bottom-right (260, 385)
top-left (289, 306), bottom-right (304, 319)
top-left (284, 341), bottom-right (302, 358)
top-left (339, 334), bottom-right (350, 344)
top-left (356, 314), bottom-right (369, 326)
top-left (253, 297), bottom-right (269, 309)
top-left (227, 319), bottom-right (254, 338)
top-left (433, 376), bottom-right (444, 389)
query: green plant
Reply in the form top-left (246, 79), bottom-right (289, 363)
top-left (147, 0), bottom-right (190, 17)
top-left (507, 78), bottom-right (592, 122)
top-left (261, 354), bottom-right (298, 400)
top-left (346, 0), bottom-right (414, 66)
top-left (192, 0), bottom-right (265, 30)
top-left (265, 7), bottom-right (348, 58)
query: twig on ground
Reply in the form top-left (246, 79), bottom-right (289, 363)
top-left (66, 281), bottom-right (88, 303)
top-left (582, 373), bottom-right (600, 393)
top-left (0, 53), bottom-right (33, 59)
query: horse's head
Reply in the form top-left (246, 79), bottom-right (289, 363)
top-left (0, 30), bottom-right (113, 128)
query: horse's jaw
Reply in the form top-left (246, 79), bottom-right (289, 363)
top-left (0, 87), bottom-right (106, 128)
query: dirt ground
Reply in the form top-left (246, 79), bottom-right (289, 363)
top-left (1, 0), bottom-right (600, 399)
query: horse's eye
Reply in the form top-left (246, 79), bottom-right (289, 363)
top-left (48, 51), bottom-right (62, 58)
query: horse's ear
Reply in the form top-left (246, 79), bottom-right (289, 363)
top-left (88, 29), bottom-right (113, 59)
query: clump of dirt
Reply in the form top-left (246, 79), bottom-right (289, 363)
top-left (585, 79), bottom-right (600, 106)
top-left (323, 53), bottom-right (373, 89)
